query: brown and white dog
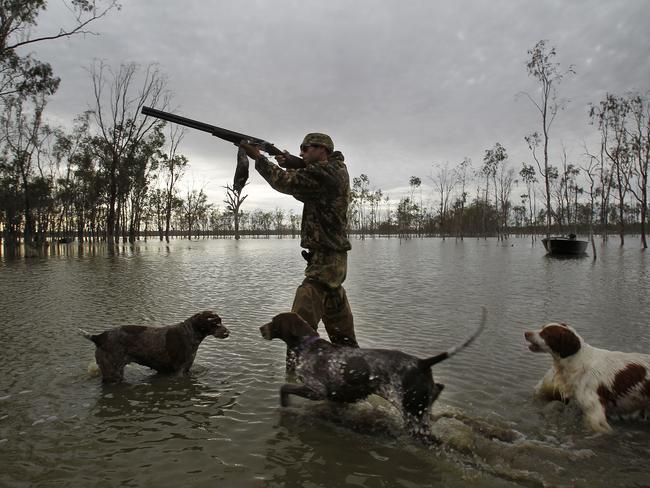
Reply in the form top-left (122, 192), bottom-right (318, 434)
top-left (524, 322), bottom-right (650, 433)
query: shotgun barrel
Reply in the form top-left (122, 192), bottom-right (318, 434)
top-left (141, 106), bottom-right (305, 169)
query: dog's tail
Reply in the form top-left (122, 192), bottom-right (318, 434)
top-left (419, 307), bottom-right (487, 370)
top-left (79, 329), bottom-right (100, 344)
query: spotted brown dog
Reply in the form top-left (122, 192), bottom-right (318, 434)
top-left (525, 322), bottom-right (650, 432)
top-left (82, 311), bottom-right (229, 383)
top-left (260, 310), bottom-right (485, 442)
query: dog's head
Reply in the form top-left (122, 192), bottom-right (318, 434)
top-left (188, 311), bottom-right (229, 339)
top-left (259, 312), bottom-right (318, 346)
top-left (524, 322), bottom-right (582, 359)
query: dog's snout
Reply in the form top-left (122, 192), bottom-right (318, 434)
top-left (214, 326), bottom-right (230, 339)
top-left (259, 323), bottom-right (272, 340)
top-left (524, 331), bottom-right (533, 340)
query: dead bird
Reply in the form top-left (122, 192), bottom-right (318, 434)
top-left (233, 145), bottom-right (250, 193)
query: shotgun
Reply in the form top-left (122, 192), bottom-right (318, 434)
top-left (141, 106), bottom-right (305, 170)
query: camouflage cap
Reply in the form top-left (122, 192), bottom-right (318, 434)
top-left (302, 133), bottom-right (334, 153)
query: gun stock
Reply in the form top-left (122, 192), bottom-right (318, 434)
top-left (141, 106), bottom-right (305, 169)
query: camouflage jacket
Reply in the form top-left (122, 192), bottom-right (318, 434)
top-left (255, 151), bottom-right (352, 253)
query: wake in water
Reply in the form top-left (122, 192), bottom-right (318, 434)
top-left (281, 396), bottom-right (603, 487)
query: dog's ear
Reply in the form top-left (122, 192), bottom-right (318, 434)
top-left (540, 324), bottom-right (581, 358)
top-left (270, 312), bottom-right (290, 339)
top-left (288, 312), bottom-right (309, 327)
top-left (285, 312), bottom-right (314, 336)
top-left (270, 312), bottom-right (314, 340)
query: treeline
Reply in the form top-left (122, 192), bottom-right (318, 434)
top-left (349, 41), bottom-right (649, 247)
top-left (347, 103), bottom-right (649, 241)
top-left (0, 5), bottom-right (648, 249)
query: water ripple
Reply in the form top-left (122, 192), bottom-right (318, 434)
top-left (1, 237), bottom-right (649, 487)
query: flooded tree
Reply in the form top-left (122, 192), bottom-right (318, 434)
top-left (429, 164), bottom-right (455, 238)
top-left (522, 40), bottom-right (575, 237)
top-left (158, 127), bottom-right (187, 242)
top-left (365, 188), bottom-right (381, 234)
top-left (409, 176), bottom-right (422, 235)
top-left (125, 127), bottom-right (164, 242)
top-left (626, 93), bottom-right (649, 249)
top-left (273, 207), bottom-right (285, 236)
top-left (580, 153), bottom-right (599, 258)
top-left (223, 183), bottom-right (247, 240)
top-left (0, 93), bottom-right (49, 249)
top-left (589, 94), bottom-right (632, 246)
top-left (482, 143), bottom-right (508, 239)
top-left (552, 146), bottom-right (581, 232)
top-left (89, 60), bottom-right (170, 244)
top-left (453, 158), bottom-right (472, 240)
top-left (519, 163), bottom-right (538, 238)
top-left (183, 188), bottom-right (210, 239)
top-left (288, 210), bottom-right (300, 238)
top-left (351, 174), bottom-right (370, 236)
top-left (497, 164), bottom-right (515, 239)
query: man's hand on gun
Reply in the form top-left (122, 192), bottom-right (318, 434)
top-left (239, 141), bottom-right (260, 160)
top-left (240, 142), bottom-right (293, 168)
top-left (274, 151), bottom-right (292, 167)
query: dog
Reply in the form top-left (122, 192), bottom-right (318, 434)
top-left (524, 322), bottom-right (650, 433)
top-left (81, 311), bottom-right (229, 383)
top-left (260, 309), bottom-right (486, 442)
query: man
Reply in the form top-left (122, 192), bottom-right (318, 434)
top-left (240, 133), bottom-right (359, 358)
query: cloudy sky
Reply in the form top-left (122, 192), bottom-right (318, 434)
top-left (27, 0), bottom-right (650, 213)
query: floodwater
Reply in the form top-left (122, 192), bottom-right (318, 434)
top-left (1, 236), bottom-right (649, 487)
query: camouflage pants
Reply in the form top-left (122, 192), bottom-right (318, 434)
top-left (291, 249), bottom-right (358, 348)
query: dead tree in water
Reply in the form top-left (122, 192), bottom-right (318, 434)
top-left (581, 151), bottom-right (599, 259)
top-left (590, 94), bottom-right (631, 247)
top-left (521, 40), bottom-right (575, 237)
top-left (224, 184), bottom-right (247, 240)
top-left (162, 126), bottom-right (187, 243)
top-left (89, 61), bottom-right (169, 244)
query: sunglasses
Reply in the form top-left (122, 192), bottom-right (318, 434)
top-left (300, 144), bottom-right (321, 152)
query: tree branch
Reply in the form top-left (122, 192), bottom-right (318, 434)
top-left (3, 1), bottom-right (119, 53)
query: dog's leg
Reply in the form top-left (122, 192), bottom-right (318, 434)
top-left (404, 413), bottom-right (441, 445)
top-left (535, 367), bottom-right (568, 402)
top-left (279, 383), bottom-right (326, 407)
top-left (414, 431), bottom-right (442, 446)
top-left (285, 348), bottom-right (299, 377)
top-left (578, 394), bottom-right (613, 433)
top-left (400, 379), bottom-right (445, 444)
top-left (95, 350), bottom-right (125, 384)
top-left (180, 357), bottom-right (196, 375)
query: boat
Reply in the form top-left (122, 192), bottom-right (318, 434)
top-left (542, 234), bottom-right (588, 255)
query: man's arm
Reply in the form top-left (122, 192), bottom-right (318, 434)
top-left (254, 155), bottom-right (333, 201)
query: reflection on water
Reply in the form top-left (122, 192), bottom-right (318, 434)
top-left (1, 237), bottom-right (649, 487)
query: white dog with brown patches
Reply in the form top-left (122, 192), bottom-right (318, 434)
top-left (524, 322), bottom-right (650, 433)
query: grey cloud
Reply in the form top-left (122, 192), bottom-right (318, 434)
top-left (27, 0), bottom-right (650, 210)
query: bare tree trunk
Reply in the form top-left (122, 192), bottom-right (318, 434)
top-left (90, 61), bottom-right (170, 246)
top-left (641, 207), bottom-right (647, 249)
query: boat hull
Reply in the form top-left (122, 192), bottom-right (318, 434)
top-left (542, 237), bottom-right (588, 255)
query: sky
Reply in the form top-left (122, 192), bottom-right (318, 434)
top-left (26, 0), bottom-right (650, 214)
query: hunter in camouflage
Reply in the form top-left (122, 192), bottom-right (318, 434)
top-left (240, 133), bottom-right (359, 357)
